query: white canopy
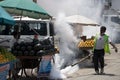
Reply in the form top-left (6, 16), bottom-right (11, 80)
top-left (66, 15), bottom-right (99, 26)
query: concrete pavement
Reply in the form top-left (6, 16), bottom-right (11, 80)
top-left (65, 44), bottom-right (120, 80)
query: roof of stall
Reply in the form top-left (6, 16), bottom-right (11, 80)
top-left (66, 15), bottom-right (99, 26)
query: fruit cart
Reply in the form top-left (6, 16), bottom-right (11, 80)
top-left (11, 38), bottom-right (59, 78)
top-left (77, 36), bottom-right (95, 61)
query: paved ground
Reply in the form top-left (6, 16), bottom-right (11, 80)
top-left (7, 44), bottom-right (120, 80)
top-left (65, 44), bottom-right (120, 80)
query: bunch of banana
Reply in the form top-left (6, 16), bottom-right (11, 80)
top-left (3, 52), bottom-right (16, 62)
top-left (0, 47), bottom-right (16, 63)
top-left (78, 39), bottom-right (94, 48)
top-left (0, 53), bottom-right (9, 64)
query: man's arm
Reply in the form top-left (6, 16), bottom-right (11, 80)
top-left (109, 42), bottom-right (118, 52)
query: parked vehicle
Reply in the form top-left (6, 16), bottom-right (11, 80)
top-left (0, 17), bottom-right (54, 49)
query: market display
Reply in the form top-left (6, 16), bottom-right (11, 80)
top-left (11, 38), bottom-right (58, 56)
top-left (0, 54), bottom-right (9, 64)
top-left (78, 39), bottom-right (94, 49)
top-left (0, 47), bottom-right (16, 64)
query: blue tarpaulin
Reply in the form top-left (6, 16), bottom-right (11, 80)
top-left (0, 64), bottom-right (9, 80)
top-left (0, 6), bottom-right (15, 25)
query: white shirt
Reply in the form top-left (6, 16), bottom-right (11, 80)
top-left (95, 35), bottom-right (111, 50)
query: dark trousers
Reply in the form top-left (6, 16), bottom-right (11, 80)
top-left (93, 49), bottom-right (105, 71)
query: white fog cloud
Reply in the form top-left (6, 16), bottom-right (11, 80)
top-left (38, 0), bottom-right (104, 23)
